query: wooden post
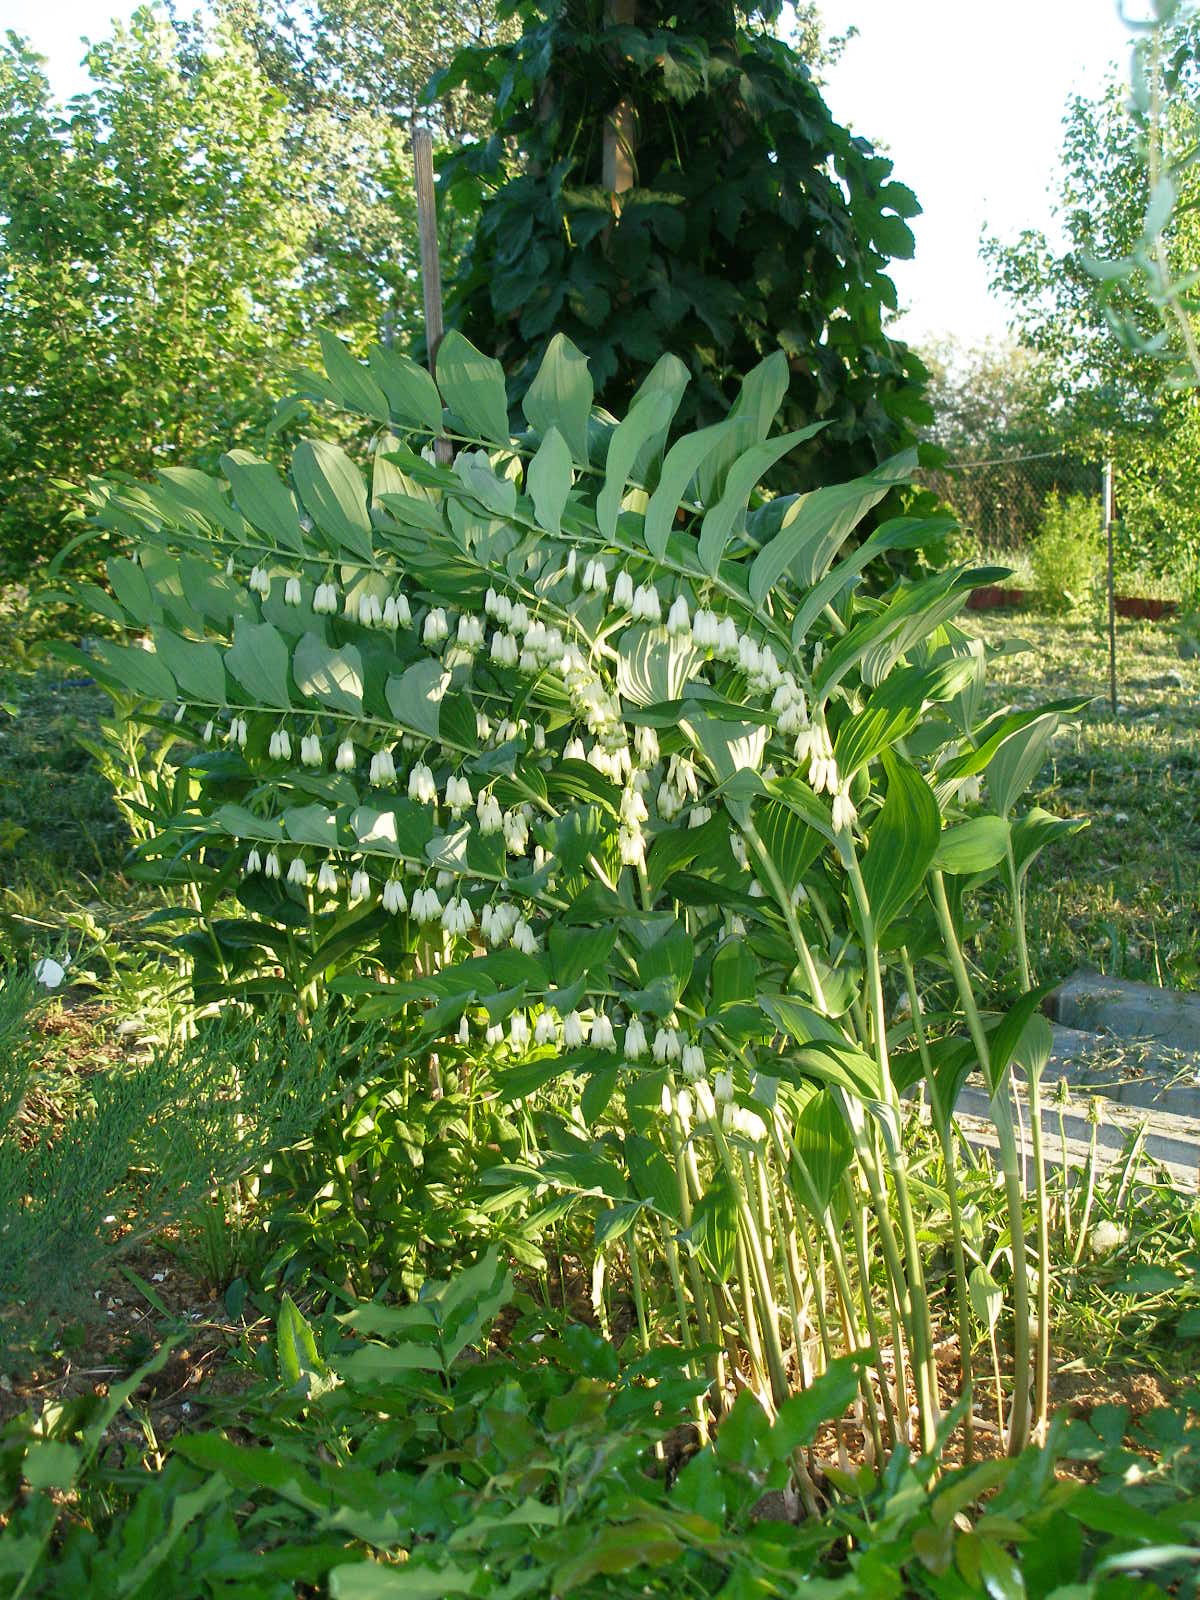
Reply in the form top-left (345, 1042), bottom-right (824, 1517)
top-left (602, 0), bottom-right (636, 205)
top-left (1104, 458), bottom-right (1117, 717)
top-left (411, 121), bottom-right (453, 466)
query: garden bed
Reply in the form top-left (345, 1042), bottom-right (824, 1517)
top-left (967, 585), bottom-right (1179, 618)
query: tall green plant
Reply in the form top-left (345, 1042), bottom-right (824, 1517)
top-left (433, 0), bottom-right (930, 496)
top-left (59, 327), bottom-right (1082, 1458)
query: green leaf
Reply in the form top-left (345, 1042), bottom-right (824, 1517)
top-left (522, 332), bottom-right (593, 462)
top-left (861, 757), bottom-right (941, 936)
top-left (626, 351), bottom-right (690, 482)
top-left (436, 330), bottom-right (510, 446)
top-left (319, 328), bottom-right (390, 423)
top-left (791, 516), bottom-right (953, 646)
top-left (293, 632), bottom-right (364, 714)
top-left (227, 617), bottom-right (292, 707)
top-left (526, 426), bottom-right (572, 534)
top-left (790, 1088), bottom-right (854, 1210)
top-left (970, 1264), bottom-right (1003, 1331)
top-left (91, 639), bottom-right (176, 702)
top-left (151, 629), bottom-right (226, 705)
top-left (749, 450), bottom-right (915, 604)
top-left (835, 658), bottom-right (978, 780)
top-left (282, 803), bottom-right (339, 848)
top-left (1011, 807), bottom-right (1088, 887)
top-left (692, 1175), bottom-right (737, 1276)
top-left (697, 424), bottom-right (826, 574)
top-left (293, 440), bottom-right (373, 562)
top-left (643, 421), bottom-right (730, 558)
top-left (616, 626), bottom-right (702, 705)
top-left (368, 346), bottom-right (445, 433)
top-left (107, 555), bottom-right (157, 624)
top-left (986, 713), bottom-right (1063, 819)
top-left (932, 816), bottom-right (1011, 875)
top-left (596, 388), bottom-right (674, 539)
top-left (386, 658), bottom-right (450, 738)
top-left (277, 1292), bottom-right (324, 1390)
top-left (330, 1560), bottom-right (477, 1597)
top-left (769, 1355), bottom-right (864, 1457)
top-left (221, 450), bottom-right (305, 552)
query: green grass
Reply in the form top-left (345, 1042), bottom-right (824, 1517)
top-left (968, 611), bottom-right (1200, 992)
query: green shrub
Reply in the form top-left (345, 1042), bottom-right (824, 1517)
top-left (1029, 491), bottom-right (1103, 613)
top-left (57, 327), bottom-right (1085, 1460)
top-left (0, 971), bottom-right (358, 1312)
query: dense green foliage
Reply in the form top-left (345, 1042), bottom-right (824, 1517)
top-left (0, 0), bottom-right (499, 574)
top-left (435, 0), bottom-right (930, 496)
top-left (1028, 493), bottom-right (1104, 616)
top-left (983, 10), bottom-right (1200, 597)
top-left (3, 1259), bottom-right (1200, 1598)
top-left (55, 324), bottom-right (1093, 1469)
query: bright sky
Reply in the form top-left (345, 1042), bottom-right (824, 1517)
top-left (816, 0), bottom-right (1136, 348)
top-left (4, 0), bottom-right (1141, 350)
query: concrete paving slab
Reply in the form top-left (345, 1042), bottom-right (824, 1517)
top-left (1048, 972), bottom-right (1200, 1054)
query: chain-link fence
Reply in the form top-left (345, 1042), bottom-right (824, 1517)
top-left (916, 451), bottom-right (1102, 552)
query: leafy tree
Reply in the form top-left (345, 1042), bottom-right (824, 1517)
top-left (211, 0), bottom-right (513, 337)
top-left (983, 14), bottom-right (1200, 587)
top-left (916, 337), bottom-right (1095, 551)
top-left (0, 11), bottom-right (332, 570)
top-left (433, 0), bottom-right (931, 494)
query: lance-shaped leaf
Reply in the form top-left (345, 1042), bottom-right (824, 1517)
top-left (790, 1088), bottom-right (854, 1210)
top-left (369, 346), bottom-right (445, 434)
top-left (437, 329), bottom-right (510, 446)
top-left (749, 449), bottom-right (915, 604)
top-left (791, 515), bottom-right (952, 647)
top-left (318, 328), bottom-right (389, 423)
top-left (226, 617), bottom-right (291, 707)
top-left (834, 657), bottom-right (978, 780)
top-left (932, 815), bottom-right (1011, 876)
top-left (986, 711), bottom-right (1064, 818)
top-left (386, 657), bottom-right (451, 739)
top-left (1010, 806), bottom-right (1089, 890)
top-left (522, 332), bottom-right (593, 463)
top-left (221, 451), bottom-right (305, 553)
top-left (107, 556), bottom-right (157, 625)
top-left (596, 388), bottom-right (673, 539)
top-left (698, 422), bottom-right (827, 575)
top-left (626, 351), bottom-right (690, 483)
top-left (526, 426), bottom-right (572, 534)
top-left (91, 639), bottom-right (176, 702)
top-left (643, 420), bottom-right (731, 558)
top-left (151, 629), bottom-right (226, 705)
top-left (293, 633), bottom-right (363, 714)
top-left (860, 756), bottom-right (941, 938)
top-left (292, 440), bottom-right (373, 562)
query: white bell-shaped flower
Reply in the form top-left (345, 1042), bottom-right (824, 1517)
top-left (591, 1012), bottom-right (616, 1051)
top-left (623, 1017), bottom-right (647, 1060)
top-left (409, 761), bottom-right (436, 804)
top-left (562, 1011), bottom-right (586, 1049)
top-left (382, 879), bottom-right (408, 914)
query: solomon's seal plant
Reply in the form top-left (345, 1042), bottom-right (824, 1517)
top-left (57, 326), bottom-right (1085, 1461)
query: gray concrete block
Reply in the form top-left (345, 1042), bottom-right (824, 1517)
top-left (1048, 971), bottom-right (1200, 1054)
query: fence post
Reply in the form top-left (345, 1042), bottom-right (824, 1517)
top-left (1104, 458), bottom-right (1117, 716)
top-left (411, 121), bottom-right (453, 467)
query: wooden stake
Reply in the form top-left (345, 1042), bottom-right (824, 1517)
top-left (1104, 458), bottom-right (1117, 717)
top-left (602, 0), bottom-right (636, 204)
top-left (412, 121), bottom-right (452, 465)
